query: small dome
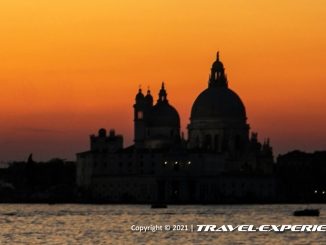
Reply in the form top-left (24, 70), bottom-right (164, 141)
top-left (135, 89), bottom-right (144, 102)
top-left (145, 90), bottom-right (153, 105)
top-left (211, 51), bottom-right (224, 73)
top-left (98, 128), bottom-right (107, 137)
top-left (149, 102), bottom-right (180, 128)
top-left (212, 59), bottom-right (224, 71)
top-left (191, 86), bottom-right (246, 120)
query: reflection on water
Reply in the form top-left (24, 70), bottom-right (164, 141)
top-left (0, 204), bottom-right (325, 244)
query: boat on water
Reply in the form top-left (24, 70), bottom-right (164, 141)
top-left (293, 209), bottom-right (320, 216)
top-left (151, 203), bottom-right (168, 209)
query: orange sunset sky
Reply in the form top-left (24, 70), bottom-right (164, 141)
top-left (0, 0), bottom-right (326, 161)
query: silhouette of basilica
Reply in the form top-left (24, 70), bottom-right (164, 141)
top-left (77, 53), bottom-right (275, 203)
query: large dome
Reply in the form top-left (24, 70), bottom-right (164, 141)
top-left (191, 86), bottom-right (246, 120)
top-left (149, 102), bottom-right (180, 128)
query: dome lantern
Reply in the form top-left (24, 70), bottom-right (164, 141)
top-left (209, 51), bottom-right (228, 88)
top-left (158, 82), bottom-right (168, 103)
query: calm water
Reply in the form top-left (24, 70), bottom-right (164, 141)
top-left (0, 204), bottom-right (325, 244)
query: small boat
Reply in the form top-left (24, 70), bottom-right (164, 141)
top-left (293, 209), bottom-right (319, 216)
top-left (151, 203), bottom-right (168, 209)
top-left (3, 212), bottom-right (17, 216)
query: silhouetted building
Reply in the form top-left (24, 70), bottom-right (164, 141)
top-left (76, 53), bottom-right (275, 203)
top-left (276, 150), bottom-right (326, 202)
top-left (0, 158), bottom-right (76, 203)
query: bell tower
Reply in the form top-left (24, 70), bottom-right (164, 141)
top-left (134, 88), bottom-right (146, 147)
top-left (134, 87), bottom-right (153, 148)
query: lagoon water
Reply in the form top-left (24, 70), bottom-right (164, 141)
top-left (0, 204), bottom-right (325, 244)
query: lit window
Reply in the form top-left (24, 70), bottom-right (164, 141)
top-left (137, 111), bottom-right (143, 119)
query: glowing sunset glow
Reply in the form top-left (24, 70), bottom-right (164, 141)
top-left (1, 0), bottom-right (326, 161)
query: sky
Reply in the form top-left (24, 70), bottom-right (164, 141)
top-left (0, 0), bottom-right (326, 161)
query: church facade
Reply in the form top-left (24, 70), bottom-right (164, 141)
top-left (76, 54), bottom-right (275, 203)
